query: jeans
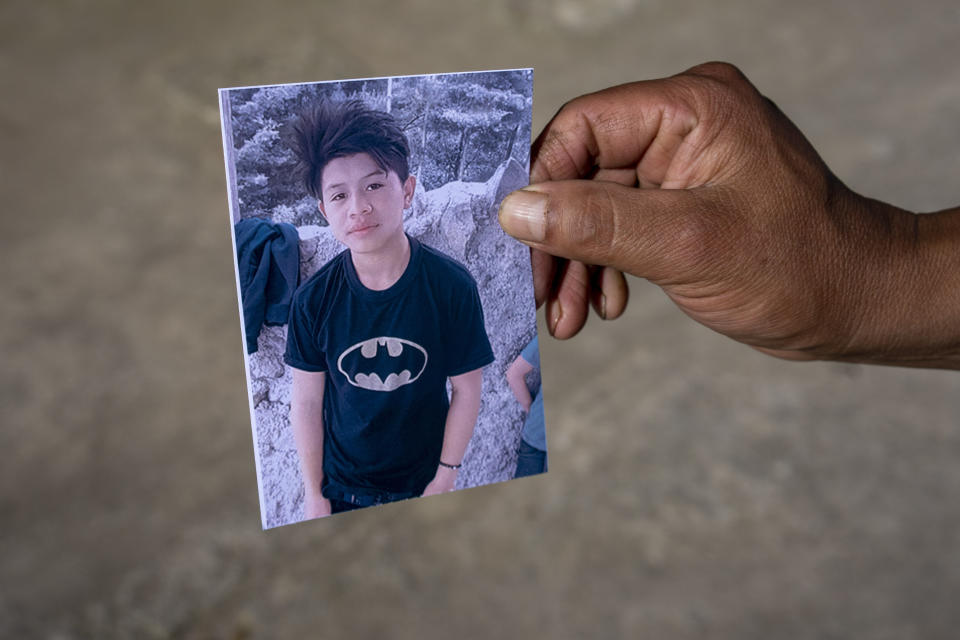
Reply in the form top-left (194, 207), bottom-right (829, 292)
top-left (326, 486), bottom-right (419, 514)
top-left (514, 438), bottom-right (547, 478)
top-left (330, 498), bottom-right (367, 514)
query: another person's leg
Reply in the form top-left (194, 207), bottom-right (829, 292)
top-left (514, 438), bottom-right (546, 478)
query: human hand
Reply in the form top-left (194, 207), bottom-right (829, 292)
top-left (304, 492), bottom-right (332, 519)
top-left (500, 62), bottom-right (960, 366)
top-left (422, 465), bottom-right (458, 496)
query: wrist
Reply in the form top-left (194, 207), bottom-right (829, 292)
top-left (898, 206), bottom-right (960, 366)
top-left (832, 196), bottom-right (960, 367)
top-left (437, 459), bottom-right (461, 471)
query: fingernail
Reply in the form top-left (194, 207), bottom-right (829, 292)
top-left (550, 300), bottom-right (562, 335)
top-left (499, 189), bottom-right (547, 242)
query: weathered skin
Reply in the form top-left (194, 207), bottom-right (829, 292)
top-left (501, 62), bottom-right (960, 369)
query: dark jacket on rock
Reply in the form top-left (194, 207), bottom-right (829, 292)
top-left (235, 218), bottom-right (300, 354)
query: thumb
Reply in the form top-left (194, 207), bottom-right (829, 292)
top-left (498, 180), bottom-right (715, 284)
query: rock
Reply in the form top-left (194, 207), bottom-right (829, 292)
top-left (250, 378), bottom-right (269, 407)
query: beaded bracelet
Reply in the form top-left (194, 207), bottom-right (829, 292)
top-left (438, 460), bottom-right (462, 470)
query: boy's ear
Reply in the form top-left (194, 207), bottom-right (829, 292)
top-left (316, 200), bottom-right (328, 223)
top-left (402, 174), bottom-right (416, 208)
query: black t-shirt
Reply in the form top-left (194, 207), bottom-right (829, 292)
top-left (284, 236), bottom-right (494, 498)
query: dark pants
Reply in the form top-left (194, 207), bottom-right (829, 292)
top-left (330, 498), bottom-right (367, 514)
top-left (327, 487), bottom-right (419, 514)
top-left (514, 439), bottom-right (547, 478)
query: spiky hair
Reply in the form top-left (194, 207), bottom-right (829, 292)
top-left (284, 100), bottom-right (410, 200)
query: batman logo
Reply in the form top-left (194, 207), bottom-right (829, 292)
top-left (336, 336), bottom-right (428, 392)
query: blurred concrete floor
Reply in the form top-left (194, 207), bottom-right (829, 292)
top-left (3, 0), bottom-right (960, 637)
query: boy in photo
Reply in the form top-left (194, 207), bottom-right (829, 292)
top-left (282, 100), bottom-right (495, 518)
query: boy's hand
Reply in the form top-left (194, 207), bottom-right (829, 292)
top-left (498, 61), bottom-right (960, 366)
top-left (422, 465), bottom-right (458, 496)
top-left (304, 492), bottom-right (332, 519)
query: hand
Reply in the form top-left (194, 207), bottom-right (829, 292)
top-left (499, 61), bottom-right (960, 367)
top-left (422, 465), bottom-right (458, 496)
top-left (304, 492), bottom-right (332, 519)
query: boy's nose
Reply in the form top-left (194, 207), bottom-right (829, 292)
top-left (351, 195), bottom-right (372, 215)
top-left (350, 194), bottom-right (372, 216)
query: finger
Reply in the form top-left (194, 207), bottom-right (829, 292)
top-left (499, 180), bottom-right (717, 285)
top-left (589, 266), bottom-right (629, 320)
top-left (530, 247), bottom-right (556, 308)
top-left (546, 259), bottom-right (590, 339)
top-left (530, 175), bottom-right (634, 312)
top-left (751, 346), bottom-right (817, 362)
top-left (529, 79), bottom-right (700, 188)
top-left (593, 168), bottom-right (638, 187)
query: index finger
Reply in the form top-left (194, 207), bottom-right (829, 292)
top-left (530, 73), bottom-right (702, 188)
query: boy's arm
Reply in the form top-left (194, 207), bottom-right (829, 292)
top-left (422, 367), bottom-right (484, 496)
top-left (505, 355), bottom-right (535, 413)
top-left (290, 368), bottom-right (331, 518)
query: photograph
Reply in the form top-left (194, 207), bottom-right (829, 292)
top-left (219, 69), bottom-right (544, 528)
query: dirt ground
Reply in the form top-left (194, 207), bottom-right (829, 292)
top-left (3, 1), bottom-right (960, 638)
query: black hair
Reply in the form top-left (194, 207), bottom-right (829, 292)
top-left (284, 100), bottom-right (410, 200)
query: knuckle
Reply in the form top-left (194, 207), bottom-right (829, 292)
top-left (686, 61), bottom-right (749, 86)
top-left (670, 63), bottom-right (767, 164)
top-left (536, 127), bottom-right (583, 179)
top-left (669, 192), bottom-right (736, 276)
top-left (555, 183), bottom-right (620, 259)
top-left (534, 94), bottom-right (599, 179)
top-left (678, 61), bottom-right (759, 113)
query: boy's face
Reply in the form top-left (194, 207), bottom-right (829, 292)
top-left (318, 152), bottom-right (415, 255)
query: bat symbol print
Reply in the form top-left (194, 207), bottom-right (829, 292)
top-left (336, 337), bottom-right (428, 392)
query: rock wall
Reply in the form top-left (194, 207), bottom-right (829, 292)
top-left (246, 158), bottom-right (536, 528)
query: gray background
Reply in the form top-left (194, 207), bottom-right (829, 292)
top-left (3, 0), bottom-right (959, 638)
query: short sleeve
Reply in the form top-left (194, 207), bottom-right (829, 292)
top-left (283, 292), bottom-right (327, 372)
top-left (520, 336), bottom-right (539, 369)
top-left (446, 278), bottom-right (495, 377)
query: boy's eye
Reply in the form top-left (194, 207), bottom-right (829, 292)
top-left (366, 183), bottom-right (383, 191)
top-left (330, 193), bottom-right (345, 201)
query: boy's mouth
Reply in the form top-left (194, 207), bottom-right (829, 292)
top-left (348, 223), bottom-right (379, 234)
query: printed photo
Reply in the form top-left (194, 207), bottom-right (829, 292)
top-left (219, 69), bottom-right (546, 528)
